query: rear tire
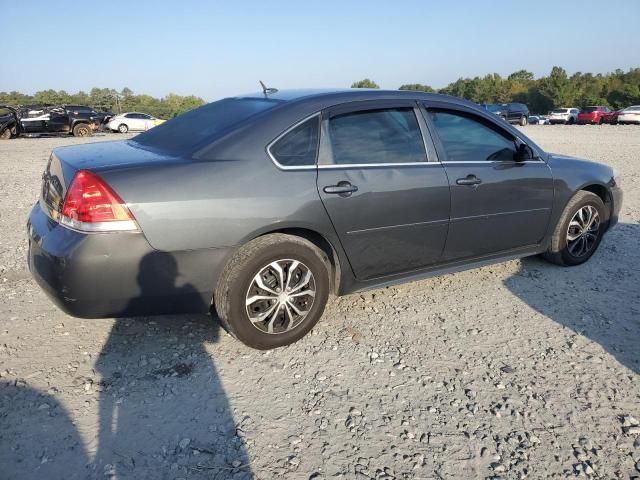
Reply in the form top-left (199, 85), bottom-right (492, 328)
top-left (543, 191), bottom-right (606, 266)
top-left (0, 128), bottom-right (11, 140)
top-left (214, 234), bottom-right (330, 349)
top-left (118, 123), bottom-right (128, 133)
top-left (519, 115), bottom-right (528, 126)
top-left (72, 123), bottom-right (92, 137)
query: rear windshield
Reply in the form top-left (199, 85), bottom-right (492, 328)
top-left (552, 109), bottom-right (568, 113)
top-left (133, 97), bottom-right (282, 154)
top-left (581, 107), bottom-right (598, 113)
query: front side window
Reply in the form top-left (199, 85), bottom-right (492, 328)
top-left (328, 108), bottom-right (426, 165)
top-left (428, 109), bottom-right (517, 162)
top-left (270, 116), bottom-right (319, 167)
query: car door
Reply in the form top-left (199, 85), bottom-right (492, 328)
top-left (126, 113), bottom-right (143, 130)
top-left (316, 101), bottom-right (450, 280)
top-left (423, 103), bottom-right (554, 261)
top-left (140, 114), bottom-right (154, 130)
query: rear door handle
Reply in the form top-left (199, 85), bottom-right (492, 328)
top-left (323, 181), bottom-right (358, 197)
top-left (456, 175), bottom-right (482, 186)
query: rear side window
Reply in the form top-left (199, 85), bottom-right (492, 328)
top-left (133, 98), bottom-right (282, 154)
top-left (428, 109), bottom-right (517, 162)
top-left (328, 108), bottom-right (426, 165)
top-left (269, 116), bottom-right (319, 167)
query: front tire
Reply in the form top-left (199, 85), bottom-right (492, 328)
top-left (214, 234), bottom-right (330, 349)
top-left (543, 191), bottom-right (606, 266)
top-left (519, 115), bottom-right (528, 126)
top-left (0, 128), bottom-right (11, 140)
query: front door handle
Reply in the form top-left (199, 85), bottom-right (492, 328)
top-left (456, 175), bottom-right (482, 186)
top-left (323, 181), bottom-right (358, 197)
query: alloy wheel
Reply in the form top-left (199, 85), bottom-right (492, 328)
top-left (245, 259), bottom-right (316, 334)
top-left (566, 205), bottom-right (600, 258)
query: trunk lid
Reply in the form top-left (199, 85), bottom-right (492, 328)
top-left (40, 140), bottom-right (181, 222)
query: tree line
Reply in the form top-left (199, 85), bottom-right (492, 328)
top-left (2, 66), bottom-right (638, 119)
top-left (352, 66), bottom-right (640, 113)
top-left (0, 88), bottom-right (205, 119)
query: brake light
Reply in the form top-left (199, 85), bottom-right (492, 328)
top-left (60, 170), bottom-right (138, 232)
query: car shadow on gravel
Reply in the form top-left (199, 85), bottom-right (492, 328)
top-left (504, 222), bottom-right (640, 375)
top-left (0, 383), bottom-right (91, 480)
top-left (93, 253), bottom-right (253, 479)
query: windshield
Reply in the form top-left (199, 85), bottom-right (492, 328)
top-left (552, 109), bottom-right (568, 113)
top-left (581, 107), bottom-right (598, 113)
top-left (484, 104), bottom-right (503, 112)
top-left (133, 97), bottom-right (283, 154)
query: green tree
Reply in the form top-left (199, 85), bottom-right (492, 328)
top-left (399, 83), bottom-right (435, 92)
top-left (538, 66), bottom-right (573, 107)
top-left (351, 79), bottom-right (379, 88)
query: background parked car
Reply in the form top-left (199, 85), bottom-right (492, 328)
top-left (548, 108), bottom-right (579, 124)
top-left (602, 110), bottom-right (621, 124)
top-left (107, 112), bottom-right (165, 133)
top-left (577, 106), bottom-right (610, 124)
top-left (64, 105), bottom-right (114, 126)
top-left (529, 115), bottom-right (549, 125)
top-left (617, 105), bottom-right (640, 124)
top-left (0, 105), bottom-right (20, 139)
top-left (483, 103), bottom-right (530, 125)
top-left (17, 105), bottom-right (98, 137)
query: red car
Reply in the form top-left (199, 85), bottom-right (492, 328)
top-left (603, 110), bottom-right (622, 124)
top-left (577, 106), bottom-right (611, 124)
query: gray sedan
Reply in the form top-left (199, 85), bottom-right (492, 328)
top-left (27, 89), bottom-right (622, 349)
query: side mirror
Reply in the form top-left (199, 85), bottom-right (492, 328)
top-left (516, 143), bottom-right (534, 161)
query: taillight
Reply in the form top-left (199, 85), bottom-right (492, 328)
top-left (60, 170), bottom-right (138, 232)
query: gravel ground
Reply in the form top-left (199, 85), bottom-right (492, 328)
top-left (0, 126), bottom-right (638, 480)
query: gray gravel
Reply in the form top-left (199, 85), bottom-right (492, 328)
top-left (0, 126), bottom-right (639, 479)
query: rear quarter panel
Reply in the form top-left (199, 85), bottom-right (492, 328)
top-left (101, 106), bottom-right (342, 255)
top-left (102, 159), bottom-right (335, 252)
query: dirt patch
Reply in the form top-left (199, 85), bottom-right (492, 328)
top-left (0, 126), bottom-right (638, 479)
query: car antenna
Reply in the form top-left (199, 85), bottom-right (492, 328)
top-left (259, 80), bottom-right (278, 96)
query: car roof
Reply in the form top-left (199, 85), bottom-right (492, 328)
top-left (235, 88), bottom-right (479, 110)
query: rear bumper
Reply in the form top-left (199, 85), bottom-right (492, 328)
top-left (27, 202), bottom-right (229, 318)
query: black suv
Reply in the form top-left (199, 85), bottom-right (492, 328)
top-left (18, 105), bottom-right (99, 137)
top-left (483, 103), bottom-right (530, 126)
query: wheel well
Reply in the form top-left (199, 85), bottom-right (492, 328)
top-left (261, 228), bottom-right (341, 295)
top-left (581, 184), bottom-right (612, 220)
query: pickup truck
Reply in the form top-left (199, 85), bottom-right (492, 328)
top-left (8, 105), bottom-right (101, 138)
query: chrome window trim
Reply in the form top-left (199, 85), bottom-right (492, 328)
top-left (439, 160), bottom-right (544, 164)
top-left (318, 162), bottom-right (441, 169)
top-left (266, 113), bottom-right (321, 171)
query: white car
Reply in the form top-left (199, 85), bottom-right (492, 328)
top-left (617, 105), bottom-right (640, 124)
top-left (548, 108), bottom-right (579, 124)
top-left (107, 112), bottom-right (163, 133)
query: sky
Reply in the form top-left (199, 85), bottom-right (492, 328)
top-left (2, 0), bottom-right (639, 101)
